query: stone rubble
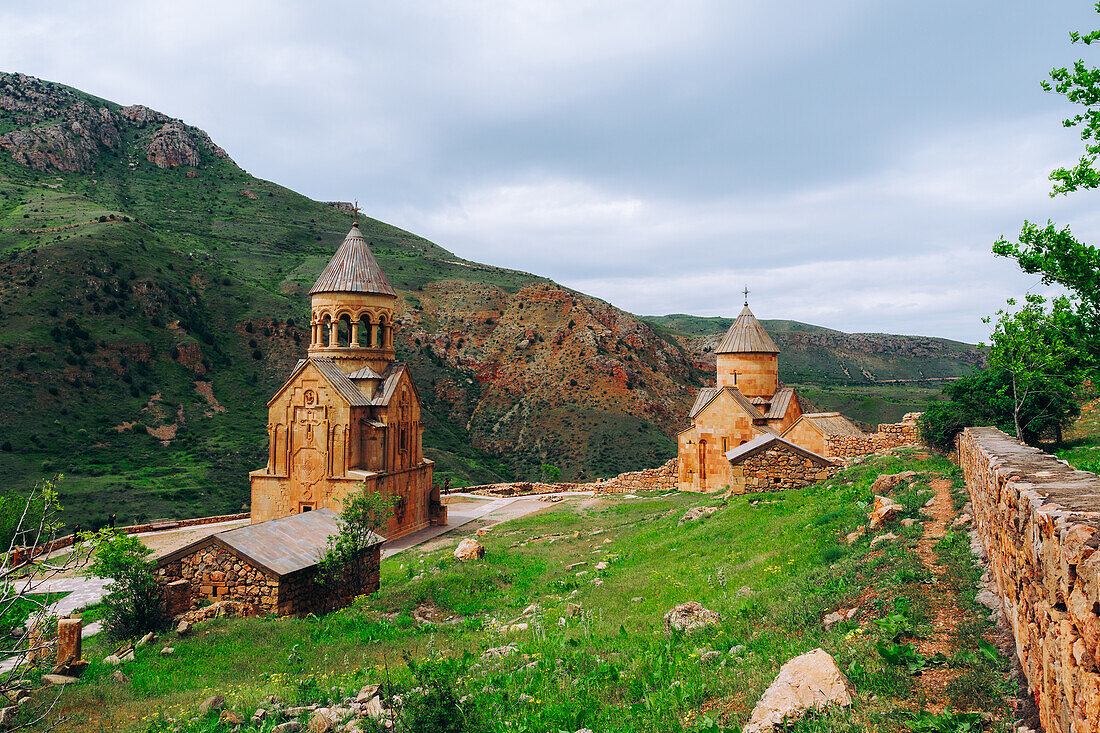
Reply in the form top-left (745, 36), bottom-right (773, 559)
top-left (663, 602), bottom-right (721, 634)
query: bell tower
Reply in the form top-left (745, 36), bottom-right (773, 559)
top-left (714, 295), bottom-right (780, 399)
top-left (307, 208), bottom-right (398, 375)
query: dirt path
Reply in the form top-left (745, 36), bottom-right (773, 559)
top-left (913, 478), bottom-right (962, 697)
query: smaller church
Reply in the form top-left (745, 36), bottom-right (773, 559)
top-left (249, 216), bottom-right (445, 538)
top-left (677, 300), bottom-right (862, 492)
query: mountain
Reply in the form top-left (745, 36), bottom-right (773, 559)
top-left (0, 72), bottom-right (982, 527)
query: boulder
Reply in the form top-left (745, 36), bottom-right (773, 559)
top-left (871, 471), bottom-right (916, 494)
top-left (111, 670), bottom-right (129, 684)
top-left (663, 602), bottom-right (721, 634)
top-left (273, 723), bottom-right (304, 733)
top-left (176, 620), bottom-right (192, 636)
top-left (453, 539), bottom-right (485, 562)
top-left (868, 496), bottom-right (901, 529)
top-left (679, 506), bottom-right (719, 525)
top-left (219, 711), bottom-right (244, 726)
top-left (870, 533), bottom-right (898, 548)
top-left (136, 632), bottom-right (156, 647)
top-left (161, 647), bottom-right (175, 656)
top-left (41, 674), bottom-right (78, 685)
top-left (309, 708), bottom-right (338, 733)
top-left (480, 645), bottom-right (518, 660)
top-left (199, 695), bottom-right (225, 714)
top-left (743, 648), bottom-right (854, 732)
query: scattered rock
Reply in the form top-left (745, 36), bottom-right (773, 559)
top-left (0, 707), bottom-right (16, 727)
top-left (502, 623), bottom-right (529, 633)
top-left (901, 518), bottom-right (917, 528)
top-left (252, 708), bottom-right (268, 723)
top-left (136, 632), bottom-right (156, 647)
top-left (923, 496), bottom-right (936, 508)
top-left (736, 585), bottom-right (753, 597)
top-left (161, 647), bottom-right (174, 656)
top-left (699, 650), bottom-right (723, 665)
top-left (355, 684), bottom-right (380, 703)
top-left (729, 644), bottom-right (748, 657)
top-left (309, 708), bottom-right (338, 733)
top-left (111, 670), bottom-right (129, 684)
top-left (823, 607), bottom-right (859, 629)
top-left (743, 648), bottom-right (854, 733)
top-left (220, 711), bottom-right (244, 726)
top-left (871, 471), bottom-right (916, 494)
top-left (845, 528), bottom-right (864, 544)
top-left (976, 589), bottom-right (1000, 611)
top-left (121, 649), bottom-right (136, 662)
top-left (273, 723), bottom-right (303, 733)
top-left (870, 533), bottom-right (898, 548)
top-left (520, 604), bottom-right (538, 617)
top-left (679, 506), bottom-right (719, 525)
top-left (453, 539), bottom-right (485, 561)
top-left (41, 674), bottom-right (78, 685)
top-left (631, 597), bottom-right (643, 603)
top-left (103, 654), bottom-right (121, 667)
top-left (480, 645), bottom-right (518, 660)
top-left (199, 695), bottom-right (225, 715)
top-left (663, 602), bottom-right (721, 634)
top-left (868, 496), bottom-right (902, 529)
top-left (565, 602), bottom-right (581, 617)
top-left (566, 561), bottom-right (587, 570)
top-left (952, 513), bottom-right (972, 528)
top-left (176, 620), bottom-right (192, 636)
top-left (594, 561), bottom-right (608, 571)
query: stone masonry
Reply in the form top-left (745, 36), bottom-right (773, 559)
top-left (729, 444), bottom-right (839, 494)
top-left (961, 427), bottom-right (1100, 732)
top-left (593, 458), bottom-right (678, 495)
top-left (825, 413), bottom-right (922, 459)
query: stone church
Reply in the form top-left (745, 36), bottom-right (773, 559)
top-left (249, 217), bottom-right (445, 539)
top-left (677, 301), bottom-right (861, 492)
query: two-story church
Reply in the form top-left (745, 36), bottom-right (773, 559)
top-left (249, 216), bottom-right (445, 538)
top-left (677, 300), bottom-right (862, 492)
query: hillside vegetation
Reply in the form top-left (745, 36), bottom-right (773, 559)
top-left (43, 452), bottom-right (1014, 732)
top-left (0, 71), bottom-right (981, 526)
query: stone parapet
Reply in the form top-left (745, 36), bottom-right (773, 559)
top-left (825, 413), bottom-right (922, 459)
top-left (960, 427), bottom-right (1100, 732)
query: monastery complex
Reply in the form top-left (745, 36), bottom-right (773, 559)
top-left (677, 301), bottom-right (918, 493)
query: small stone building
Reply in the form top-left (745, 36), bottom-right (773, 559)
top-left (725, 433), bottom-right (839, 494)
top-left (154, 508), bottom-right (382, 617)
top-left (780, 412), bottom-right (865, 459)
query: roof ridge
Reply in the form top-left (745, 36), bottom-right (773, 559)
top-left (715, 305), bottom-right (779, 354)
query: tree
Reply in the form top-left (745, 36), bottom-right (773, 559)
top-left (983, 295), bottom-right (1085, 441)
top-left (540, 464), bottom-right (561, 482)
top-left (87, 529), bottom-right (168, 640)
top-left (994, 6), bottom-right (1100, 371)
top-left (317, 484), bottom-right (397, 589)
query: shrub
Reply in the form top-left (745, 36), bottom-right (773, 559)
top-left (88, 530), bottom-right (169, 640)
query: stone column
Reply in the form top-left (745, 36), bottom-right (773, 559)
top-left (56, 617), bottom-right (82, 667)
top-left (350, 320), bottom-right (360, 347)
top-left (330, 320), bottom-right (338, 347)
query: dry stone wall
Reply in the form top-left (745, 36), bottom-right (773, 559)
top-left (961, 427), bottom-right (1100, 732)
top-left (592, 458), bottom-right (678, 495)
top-left (825, 413), bottom-right (922, 459)
top-left (155, 543), bottom-right (278, 615)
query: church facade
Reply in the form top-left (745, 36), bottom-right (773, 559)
top-left (249, 219), bottom-right (444, 539)
top-left (677, 302), bottom-right (860, 492)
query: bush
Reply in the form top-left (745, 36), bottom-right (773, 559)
top-left (88, 530), bottom-right (169, 640)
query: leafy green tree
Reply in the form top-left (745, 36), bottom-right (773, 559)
top-left (994, 6), bottom-right (1100, 370)
top-left (317, 483), bottom-right (397, 588)
top-left (540, 464), bottom-right (561, 482)
top-left (88, 529), bottom-right (168, 640)
top-left (983, 295), bottom-right (1085, 441)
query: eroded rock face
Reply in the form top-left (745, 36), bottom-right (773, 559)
top-left (663, 602), bottom-right (721, 634)
top-left (145, 122), bottom-right (202, 168)
top-left (119, 104), bottom-right (169, 126)
top-left (742, 648), bottom-right (854, 732)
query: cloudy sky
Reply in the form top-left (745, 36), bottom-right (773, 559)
top-left (3, 1), bottom-right (1099, 342)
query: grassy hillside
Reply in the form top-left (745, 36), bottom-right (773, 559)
top-left (44, 452), bottom-right (1014, 732)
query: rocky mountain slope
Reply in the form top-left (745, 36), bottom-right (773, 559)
top-left (0, 72), bottom-right (981, 526)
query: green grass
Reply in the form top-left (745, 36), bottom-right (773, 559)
top-left (41, 453), bottom-right (1013, 732)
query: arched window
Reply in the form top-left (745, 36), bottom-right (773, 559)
top-left (359, 314), bottom-right (373, 348)
top-left (337, 314), bottom-right (351, 347)
top-left (321, 315), bottom-right (332, 347)
top-left (377, 316), bottom-right (387, 348)
top-left (697, 439), bottom-right (707, 482)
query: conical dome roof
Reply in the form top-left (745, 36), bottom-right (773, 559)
top-left (309, 225), bottom-right (397, 296)
top-left (716, 305), bottom-right (779, 354)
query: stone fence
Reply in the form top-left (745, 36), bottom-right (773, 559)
top-left (591, 458), bottom-right (678, 495)
top-left (32, 512), bottom-right (251, 558)
top-left (826, 412), bottom-right (922, 459)
top-left (960, 426), bottom-right (1100, 732)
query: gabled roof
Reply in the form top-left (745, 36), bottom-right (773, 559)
top-left (788, 412), bottom-right (865, 438)
top-left (689, 386), bottom-right (765, 422)
top-left (764, 387), bottom-right (796, 420)
top-left (271, 357), bottom-right (373, 408)
top-left (347, 365), bottom-right (383, 380)
top-left (310, 224), bottom-right (397, 297)
top-left (372, 362), bottom-right (408, 406)
top-left (716, 305), bottom-right (780, 354)
top-left (155, 508), bottom-right (385, 578)
top-left (725, 433), bottom-right (833, 466)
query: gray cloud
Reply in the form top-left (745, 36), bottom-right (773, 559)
top-left (2, 0), bottom-right (1097, 341)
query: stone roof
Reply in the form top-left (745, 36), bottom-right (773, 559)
top-left (725, 433), bottom-right (832, 466)
top-left (155, 508), bottom-right (385, 578)
top-left (372, 362), bottom-right (407, 406)
top-left (763, 387), bottom-right (796, 420)
top-left (689, 388), bottom-right (718, 419)
top-left (311, 358), bottom-right (376, 406)
top-left (716, 305), bottom-right (780, 354)
top-left (795, 412), bottom-right (865, 438)
top-left (347, 365), bottom-right (383, 380)
top-left (310, 224), bottom-right (397, 297)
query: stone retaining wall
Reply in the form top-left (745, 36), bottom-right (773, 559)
top-left (961, 426), bottom-right (1100, 732)
top-left (826, 413), bottom-right (922, 459)
top-left (592, 458), bottom-right (678, 495)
